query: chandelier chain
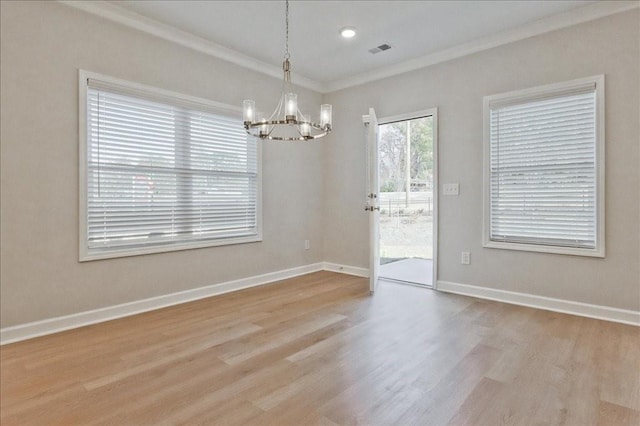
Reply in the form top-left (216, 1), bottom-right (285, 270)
top-left (284, 0), bottom-right (290, 59)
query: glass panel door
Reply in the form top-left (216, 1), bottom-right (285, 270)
top-left (378, 115), bottom-right (434, 287)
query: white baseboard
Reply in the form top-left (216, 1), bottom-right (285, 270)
top-left (0, 262), bottom-right (326, 345)
top-left (322, 262), bottom-right (369, 278)
top-left (437, 280), bottom-right (640, 326)
top-left (6, 266), bottom-right (636, 345)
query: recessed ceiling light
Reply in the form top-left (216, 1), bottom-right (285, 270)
top-left (340, 27), bottom-right (357, 39)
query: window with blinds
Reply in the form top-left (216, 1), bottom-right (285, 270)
top-left (80, 72), bottom-right (261, 260)
top-left (483, 76), bottom-right (604, 257)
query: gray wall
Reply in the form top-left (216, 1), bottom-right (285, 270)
top-left (1, 2), bottom-right (638, 329)
top-left (0, 1), bottom-right (325, 327)
top-left (322, 10), bottom-right (640, 311)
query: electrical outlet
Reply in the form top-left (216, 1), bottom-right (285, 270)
top-left (304, 240), bottom-right (310, 250)
top-left (443, 183), bottom-right (459, 196)
top-left (461, 251), bottom-right (470, 265)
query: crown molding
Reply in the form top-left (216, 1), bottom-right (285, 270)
top-left (57, 0), bottom-right (325, 93)
top-left (59, 1), bottom-right (637, 95)
top-left (324, 0), bottom-right (640, 93)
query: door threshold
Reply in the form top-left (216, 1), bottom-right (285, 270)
top-left (379, 276), bottom-right (433, 289)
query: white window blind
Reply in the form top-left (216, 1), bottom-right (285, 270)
top-left (82, 75), bottom-right (260, 259)
top-left (484, 77), bottom-right (604, 256)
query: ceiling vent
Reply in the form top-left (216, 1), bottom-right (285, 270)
top-left (368, 43), bottom-right (392, 54)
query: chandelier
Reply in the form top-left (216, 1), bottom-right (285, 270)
top-left (243, 0), bottom-right (332, 141)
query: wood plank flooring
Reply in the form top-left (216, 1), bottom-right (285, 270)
top-left (1, 271), bottom-right (639, 425)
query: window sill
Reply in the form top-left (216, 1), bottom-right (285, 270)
top-left (80, 234), bottom-right (262, 262)
top-left (483, 240), bottom-right (604, 258)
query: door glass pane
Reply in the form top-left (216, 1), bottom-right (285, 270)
top-left (378, 116), bottom-right (434, 286)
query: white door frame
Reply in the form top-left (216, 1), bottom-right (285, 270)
top-left (376, 108), bottom-right (439, 290)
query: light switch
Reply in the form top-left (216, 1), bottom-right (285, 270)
top-left (443, 183), bottom-right (459, 196)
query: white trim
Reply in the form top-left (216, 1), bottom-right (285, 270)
top-left (59, 1), bottom-right (638, 94)
top-left (482, 76), bottom-right (601, 107)
top-left (79, 70), bottom-right (88, 261)
top-left (4, 264), bottom-right (638, 344)
top-left (81, 236), bottom-right (264, 262)
top-left (60, 1), bottom-right (324, 93)
top-left (0, 263), bottom-right (324, 345)
top-left (437, 280), bottom-right (640, 326)
top-left (595, 74), bottom-right (606, 258)
top-left (378, 109), bottom-right (437, 125)
top-left (482, 75), bottom-right (605, 258)
top-left (483, 240), bottom-right (603, 258)
top-left (325, 2), bottom-right (637, 92)
top-left (377, 108), bottom-right (439, 290)
top-left (431, 110), bottom-right (439, 290)
top-left (322, 262), bottom-right (369, 278)
top-left (83, 70), bottom-right (243, 114)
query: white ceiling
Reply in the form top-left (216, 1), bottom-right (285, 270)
top-left (102, 1), bottom-right (626, 92)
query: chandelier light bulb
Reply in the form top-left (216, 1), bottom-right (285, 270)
top-left (285, 93), bottom-right (298, 119)
top-left (300, 115), bottom-right (311, 137)
top-left (243, 100), bottom-right (255, 123)
top-left (259, 117), bottom-right (268, 136)
top-left (320, 104), bottom-right (332, 127)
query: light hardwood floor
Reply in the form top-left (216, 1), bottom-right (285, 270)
top-left (1, 271), bottom-right (638, 425)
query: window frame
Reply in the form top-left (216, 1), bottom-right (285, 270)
top-left (482, 75), bottom-right (605, 257)
top-left (79, 70), bottom-right (262, 261)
